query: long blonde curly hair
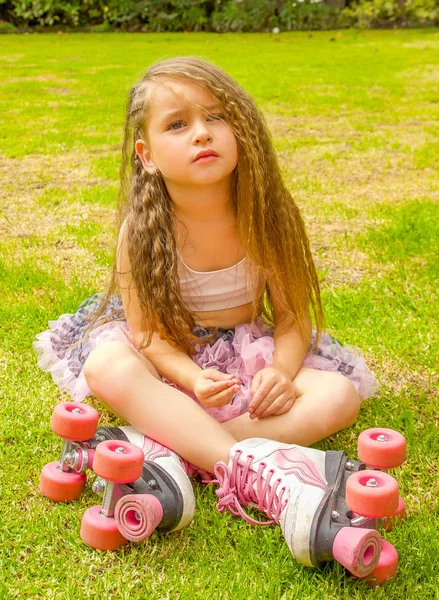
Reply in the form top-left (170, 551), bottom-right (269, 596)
top-left (89, 56), bottom-right (324, 356)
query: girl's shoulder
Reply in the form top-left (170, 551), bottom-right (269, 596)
top-left (116, 216), bottom-right (131, 271)
top-left (117, 214), bottom-right (136, 251)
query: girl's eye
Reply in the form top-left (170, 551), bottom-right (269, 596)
top-left (166, 114), bottom-right (225, 131)
top-left (167, 120), bottom-right (185, 131)
top-left (208, 113), bottom-right (225, 121)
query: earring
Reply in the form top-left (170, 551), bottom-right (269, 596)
top-left (152, 167), bottom-right (158, 175)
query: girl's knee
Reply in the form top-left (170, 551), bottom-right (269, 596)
top-left (83, 342), bottom-right (136, 396)
top-left (330, 374), bottom-right (361, 428)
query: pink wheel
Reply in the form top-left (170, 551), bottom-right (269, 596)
top-left (39, 461), bottom-right (86, 502)
top-left (382, 497), bottom-right (405, 532)
top-left (364, 540), bottom-right (398, 586)
top-left (50, 402), bottom-right (99, 441)
top-left (346, 470), bottom-right (399, 518)
top-left (358, 428), bottom-right (406, 469)
top-left (93, 440), bottom-right (144, 483)
top-left (332, 527), bottom-right (382, 578)
top-left (80, 505), bottom-right (127, 551)
top-left (114, 494), bottom-right (164, 543)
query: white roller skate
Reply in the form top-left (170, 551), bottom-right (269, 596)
top-left (214, 436), bottom-right (404, 583)
top-left (39, 402), bottom-right (197, 550)
top-left (93, 425), bottom-right (196, 539)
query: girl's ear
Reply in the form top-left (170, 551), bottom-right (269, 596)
top-left (135, 139), bottom-right (157, 175)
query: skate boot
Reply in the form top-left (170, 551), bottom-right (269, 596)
top-left (214, 437), bottom-right (402, 583)
top-left (92, 426), bottom-right (196, 540)
top-left (39, 402), bottom-right (196, 550)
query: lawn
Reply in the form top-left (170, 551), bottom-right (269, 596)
top-left (1, 28), bottom-right (438, 600)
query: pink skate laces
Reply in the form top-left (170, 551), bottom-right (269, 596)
top-left (214, 450), bottom-right (288, 525)
top-left (181, 459), bottom-right (216, 484)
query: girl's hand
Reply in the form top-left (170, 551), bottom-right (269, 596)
top-left (194, 369), bottom-right (241, 409)
top-left (248, 366), bottom-right (296, 419)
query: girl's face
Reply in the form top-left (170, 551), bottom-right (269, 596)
top-left (135, 79), bottom-right (238, 188)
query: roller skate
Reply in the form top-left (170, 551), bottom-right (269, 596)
top-left (214, 428), bottom-right (406, 586)
top-left (39, 402), bottom-right (195, 550)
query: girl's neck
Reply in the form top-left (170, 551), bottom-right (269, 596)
top-left (167, 178), bottom-right (235, 224)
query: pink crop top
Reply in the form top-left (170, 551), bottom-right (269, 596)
top-left (177, 253), bottom-right (259, 312)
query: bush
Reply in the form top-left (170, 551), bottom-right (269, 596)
top-left (211, 0), bottom-right (279, 33)
top-left (339, 0), bottom-right (439, 27)
top-left (404, 0), bottom-right (438, 25)
top-left (143, 0), bottom-right (210, 32)
top-left (0, 19), bottom-right (17, 32)
top-left (340, 0), bottom-right (399, 27)
top-left (0, 0), bottom-right (437, 30)
top-left (278, 0), bottom-right (340, 30)
top-left (8, 0), bottom-right (81, 27)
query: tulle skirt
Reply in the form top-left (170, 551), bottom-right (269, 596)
top-left (33, 294), bottom-right (379, 423)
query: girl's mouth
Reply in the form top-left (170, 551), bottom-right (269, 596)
top-left (194, 155), bottom-right (218, 164)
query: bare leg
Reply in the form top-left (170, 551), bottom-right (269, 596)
top-left (222, 368), bottom-right (361, 446)
top-left (83, 342), bottom-right (237, 473)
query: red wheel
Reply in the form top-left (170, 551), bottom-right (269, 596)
top-left (50, 402), bottom-right (99, 441)
top-left (382, 497), bottom-right (405, 532)
top-left (80, 505), bottom-right (127, 551)
top-left (346, 470), bottom-right (399, 518)
top-left (93, 440), bottom-right (144, 483)
top-left (332, 527), bottom-right (382, 578)
top-left (365, 540), bottom-right (398, 586)
top-left (358, 428), bottom-right (406, 469)
top-left (39, 461), bottom-right (86, 502)
top-left (115, 494), bottom-right (164, 542)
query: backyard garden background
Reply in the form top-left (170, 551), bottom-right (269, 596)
top-left (0, 23), bottom-right (438, 600)
top-left (0, 0), bottom-right (438, 32)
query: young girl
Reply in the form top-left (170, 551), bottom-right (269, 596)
top-left (35, 57), bottom-right (379, 564)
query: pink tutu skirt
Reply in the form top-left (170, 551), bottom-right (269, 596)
top-left (33, 294), bottom-right (379, 423)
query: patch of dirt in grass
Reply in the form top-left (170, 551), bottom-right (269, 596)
top-left (0, 152), bottom-right (103, 193)
top-left (0, 152), bottom-right (114, 232)
top-left (372, 352), bottom-right (439, 404)
top-left (0, 75), bottom-right (78, 85)
top-left (304, 216), bottom-right (391, 288)
top-left (87, 65), bottom-right (123, 73)
top-left (0, 54), bottom-right (24, 62)
top-left (47, 56), bottom-right (84, 62)
top-left (401, 41), bottom-right (439, 50)
top-left (44, 87), bottom-right (74, 95)
top-left (0, 150), bottom-right (117, 288)
top-left (396, 64), bottom-right (439, 83)
top-left (266, 112), bottom-right (439, 288)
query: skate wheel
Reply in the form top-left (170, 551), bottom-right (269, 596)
top-left (346, 470), bottom-right (399, 518)
top-left (114, 494), bottom-right (164, 543)
top-left (358, 428), bottom-right (406, 469)
top-left (80, 505), bottom-right (127, 551)
top-left (51, 402), bottom-right (99, 441)
top-left (93, 440), bottom-right (144, 483)
top-left (39, 461), bottom-right (86, 502)
top-left (332, 527), bottom-right (382, 578)
top-left (364, 540), bottom-right (398, 586)
top-left (382, 497), bottom-right (405, 532)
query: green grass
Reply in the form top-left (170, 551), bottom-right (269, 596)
top-left (1, 29), bottom-right (439, 600)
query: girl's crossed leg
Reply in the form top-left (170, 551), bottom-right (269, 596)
top-left (84, 342), bottom-right (361, 474)
top-left (222, 368), bottom-right (361, 447)
top-left (83, 341), bottom-right (235, 473)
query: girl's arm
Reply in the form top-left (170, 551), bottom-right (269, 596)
top-left (116, 221), bottom-right (202, 392)
top-left (270, 282), bottom-right (312, 381)
top-left (270, 287), bottom-right (312, 379)
top-left (248, 283), bottom-right (311, 419)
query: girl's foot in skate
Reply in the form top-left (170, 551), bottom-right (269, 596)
top-left (92, 426), bottom-right (195, 533)
top-left (214, 438), bottom-right (387, 578)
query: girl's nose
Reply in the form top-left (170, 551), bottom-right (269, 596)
top-left (192, 120), bottom-right (212, 144)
